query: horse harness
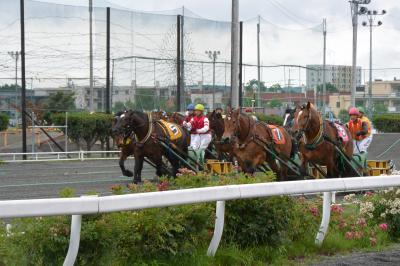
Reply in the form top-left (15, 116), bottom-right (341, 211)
top-left (297, 109), bottom-right (324, 151)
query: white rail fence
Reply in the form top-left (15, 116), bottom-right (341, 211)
top-left (0, 151), bottom-right (121, 162)
top-left (1, 175), bottom-right (400, 266)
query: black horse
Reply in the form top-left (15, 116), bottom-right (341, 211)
top-left (112, 110), bottom-right (190, 183)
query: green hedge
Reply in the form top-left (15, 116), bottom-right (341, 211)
top-left (0, 113), bottom-right (9, 131)
top-left (0, 172), bottom-right (321, 265)
top-left (373, 114), bottom-right (400, 133)
top-left (52, 112), bottom-right (113, 150)
top-left (256, 113), bottom-right (284, 125)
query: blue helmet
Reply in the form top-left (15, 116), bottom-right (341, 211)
top-left (187, 103), bottom-right (195, 111)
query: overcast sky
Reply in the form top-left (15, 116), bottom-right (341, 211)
top-left (1, 0), bottom-right (399, 88)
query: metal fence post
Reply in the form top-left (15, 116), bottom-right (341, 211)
top-left (63, 214), bottom-right (82, 266)
top-left (315, 191), bottom-right (332, 246)
top-left (207, 200), bottom-right (225, 256)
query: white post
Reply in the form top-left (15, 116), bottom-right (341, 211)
top-left (63, 215), bottom-right (82, 266)
top-left (65, 112), bottom-right (68, 152)
top-left (315, 191), bottom-right (332, 246)
top-left (207, 201), bottom-right (225, 256)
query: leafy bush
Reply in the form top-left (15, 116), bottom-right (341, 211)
top-left (0, 113), bottom-right (9, 131)
top-left (373, 114), bottom-right (400, 133)
top-left (256, 113), bottom-right (284, 125)
top-left (52, 112), bottom-right (113, 150)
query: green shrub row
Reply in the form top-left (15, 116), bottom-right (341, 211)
top-left (0, 113), bottom-right (9, 131)
top-left (51, 112), bottom-right (113, 150)
top-left (255, 113), bottom-right (284, 125)
top-left (373, 114), bottom-right (400, 133)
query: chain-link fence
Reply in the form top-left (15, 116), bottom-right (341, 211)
top-left (0, 0), bottom-right (399, 118)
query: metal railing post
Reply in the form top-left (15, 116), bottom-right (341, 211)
top-left (315, 191), bottom-right (332, 246)
top-left (207, 200), bottom-right (225, 256)
top-left (63, 214), bottom-right (82, 266)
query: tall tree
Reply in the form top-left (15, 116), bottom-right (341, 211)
top-left (44, 92), bottom-right (76, 112)
top-left (316, 83), bottom-right (338, 93)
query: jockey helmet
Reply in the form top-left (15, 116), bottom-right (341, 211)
top-left (195, 104), bottom-right (205, 111)
top-left (357, 106), bottom-right (366, 114)
top-left (348, 107), bottom-right (360, 116)
top-left (187, 103), bottom-right (195, 111)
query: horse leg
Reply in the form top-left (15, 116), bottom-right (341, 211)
top-left (133, 155), bottom-right (144, 184)
top-left (300, 158), bottom-right (309, 178)
top-left (119, 153), bottom-right (133, 177)
top-left (267, 157), bottom-right (283, 181)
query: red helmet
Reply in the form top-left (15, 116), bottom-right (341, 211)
top-left (245, 107), bottom-right (252, 113)
top-left (348, 107), bottom-right (360, 116)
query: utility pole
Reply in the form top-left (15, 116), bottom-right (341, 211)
top-left (181, 6), bottom-right (185, 110)
top-left (257, 15), bottom-right (261, 108)
top-left (20, 0), bottom-right (27, 158)
top-left (89, 0), bottom-right (94, 112)
top-left (362, 9), bottom-right (386, 112)
top-left (349, 0), bottom-right (370, 107)
top-left (205, 50), bottom-right (220, 109)
top-left (8, 51), bottom-right (20, 124)
top-left (322, 18), bottom-right (327, 114)
top-left (231, 0), bottom-right (239, 108)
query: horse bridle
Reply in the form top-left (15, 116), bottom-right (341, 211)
top-left (234, 112), bottom-right (252, 143)
top-left (122, 112), bottom-right (153, 144)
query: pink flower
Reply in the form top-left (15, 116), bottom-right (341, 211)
top-left (364, 191), bottom-right (374, 197)
top-left (331, 204), bottom-right (344, 214)
top-left (379, 223), bottom-right (388, 231)
top-left (357, 218), bottom-right (367, 228)
top-left (310, 207), bottom-right (319, 217)
top-left (156, 181), bottom-right (169, 191)
top-left (370, 237), bottom-right (377, 246)
top-left (345, 231), bottom-right (355, 240)
top-left (354, 231), bottom-right (363, 240)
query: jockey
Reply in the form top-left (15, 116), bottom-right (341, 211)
top-left (357, 106), bottom-right (373, 133)
top-left (347, 107), bottom-right (372, 154)
top-left (187, 104), bottom-right (212, 164)
top-left (182, 103), bottom-right (195, 125)
top-left (244, 107), bottom-right (258, 121)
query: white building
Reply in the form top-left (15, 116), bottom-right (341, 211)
top-left (306, 65), bottom-right (362, 92)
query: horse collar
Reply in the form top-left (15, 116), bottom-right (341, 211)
top-left (303, 115), bottom-right (324, 150)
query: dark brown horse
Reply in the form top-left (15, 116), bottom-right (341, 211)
top-left (112, 110), bottom-right (190, 183)
top-left (221, 108), bottom-right (293, 181)
top-left (112, 112), bottom-right (138, 178)
top-left (292, 102), bottom-right (353, 178)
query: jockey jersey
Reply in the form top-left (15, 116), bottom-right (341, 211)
top-left (188, 115), bottom-right (210, 134)
top-left (348, 118), bottom-right (371, 141)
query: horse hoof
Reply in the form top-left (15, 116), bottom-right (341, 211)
top-left (124, 170), bottom-right (133, 177)
top-left (133, 179), bottom-right (142, 185)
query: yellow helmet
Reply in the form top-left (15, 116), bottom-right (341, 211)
top-left (194, 104), bottom-right (205, 111)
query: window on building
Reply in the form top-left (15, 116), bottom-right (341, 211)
top-left (125, 90), bottom-right (129, 95)
top-left (336, 102), bottom-right (340, 108)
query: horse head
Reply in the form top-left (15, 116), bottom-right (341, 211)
top-left (207, 110), bottom-right (224, 139)
top-left (112, 110), bottom-right (131, 147)
top-left (295, 102), bottom-right (320, 140)
top-left (222, 108), bottom-right (252, 144)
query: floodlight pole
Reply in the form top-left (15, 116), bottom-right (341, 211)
top-left (362, 9), bottom-right (385, 111)
top-left (349, 0), bottom-right (371, 107)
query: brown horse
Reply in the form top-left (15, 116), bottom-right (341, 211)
top-left (221, 108), bottom-right (293, 181)
top-left (207, 110), bottom-right (233, 160)
top-left (112, 110), bottom-right (190, 183)
top-left (167, 112), bottom-right (185, 125)
top-left (292, 102), bottom-right (353, 178)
